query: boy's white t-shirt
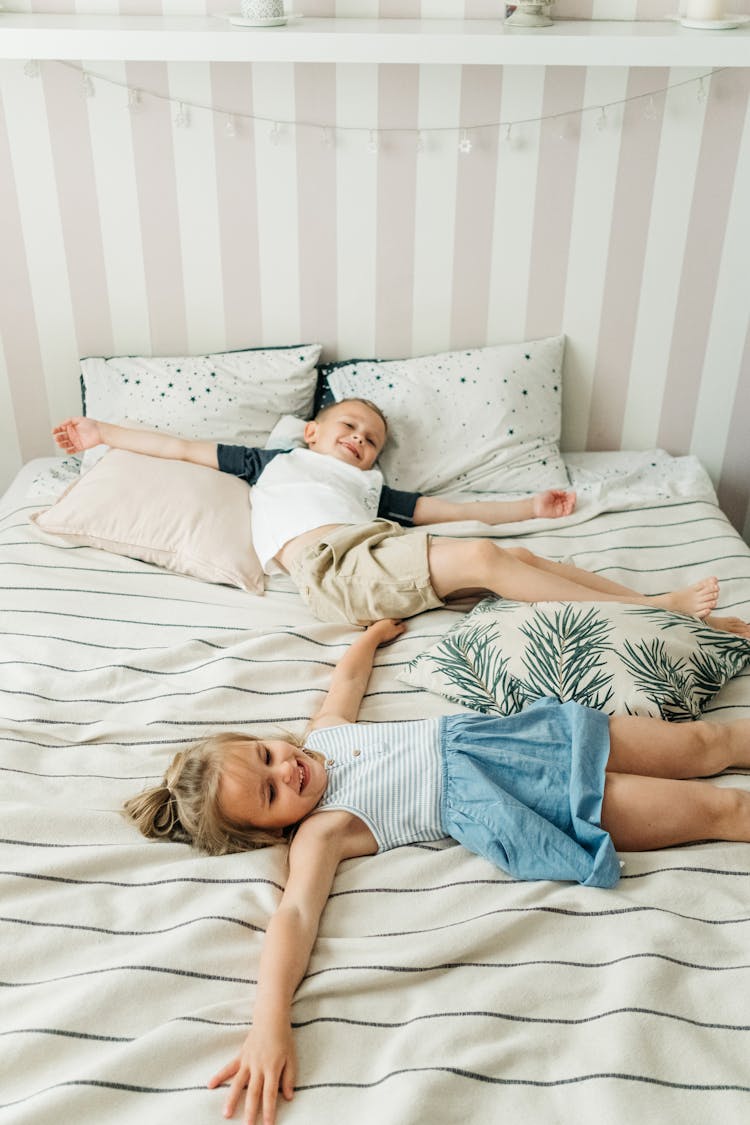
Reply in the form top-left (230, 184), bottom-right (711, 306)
top-left (250, 448), bottom-right (384, 573)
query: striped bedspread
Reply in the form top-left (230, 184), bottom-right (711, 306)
top-left (2, 455), bottom-right (750, 1124)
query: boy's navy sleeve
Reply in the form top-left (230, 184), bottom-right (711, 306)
top-left (378, 486), bottom-right (421, 527)
top-left (216, 445), bottom-right (285, 485)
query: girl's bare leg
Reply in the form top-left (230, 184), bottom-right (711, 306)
top-left (601, 772), bottom-right (750, 851)
top-left (427, 539), bottom-right (719, 618)
top-left (607, 716), bottom-right (750, 778)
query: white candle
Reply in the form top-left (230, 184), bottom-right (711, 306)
top-left (684, 0), bottom-right (725, 20)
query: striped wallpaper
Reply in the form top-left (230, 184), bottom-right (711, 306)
top-left (1, 5), bottom-right (749, 541)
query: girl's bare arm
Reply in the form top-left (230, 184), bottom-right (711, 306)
top-left (52, 416), bottom-right (218, 469)
top-left (208, 813), bottom-right (366, 1124)
top-left (307, 618), bottom-right (405, 733)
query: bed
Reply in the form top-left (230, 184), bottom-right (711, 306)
top-left (3, 344), bottom-right (750, 1124)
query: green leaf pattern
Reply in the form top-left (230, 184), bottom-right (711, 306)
top-left (419, 622), bottom-right (530, 716)
top-left (403, 599), bottom-right (750, 721)
top-left (517, 604), bottom-right (615, 710)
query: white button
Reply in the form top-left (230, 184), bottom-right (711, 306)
top-left (326, 758), bottom-right (335, 767)
top-left (352, 749), bottom-right (361, 757)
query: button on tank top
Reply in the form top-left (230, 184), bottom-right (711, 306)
top-left (306, 719), bottom-right (445, 852)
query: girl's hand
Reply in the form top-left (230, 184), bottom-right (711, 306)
top-left (532, 489), bottom-right (576, 520)
top-left (52, 417), bottom-right (104, 454)
top-left (208, 1021), bottom-right (296, 1125)
top-left (365, 618), bottom-right (406, 646)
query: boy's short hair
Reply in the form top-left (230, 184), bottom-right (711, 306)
top-left (314, 397), bottom-right (388, 435)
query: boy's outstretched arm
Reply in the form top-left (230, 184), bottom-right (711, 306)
top-left (411, 489), bottom-right (576, 527)
top-left (52, 416), bottom-right (219, 469)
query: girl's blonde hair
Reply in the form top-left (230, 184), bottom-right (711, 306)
top-left (122, 731), bottom-right (302, 856)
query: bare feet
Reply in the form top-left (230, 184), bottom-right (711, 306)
top-left (648, 577), bottom-right (719, 620)
top-left (704, 615), bottom-right (750, 638)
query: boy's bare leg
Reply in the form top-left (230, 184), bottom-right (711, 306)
top-left (426, 538), bottom-right (719, 618)
top-left (702, 614), bottom-right (750, 637)
top-left (509, 548), bottom-right (749, 636)
top-left (505, 549), bottom-right (674, 598)
top-left (600, 773), bottom-right (750, 851)
top-left (606, 716), bottom-right (750, 778)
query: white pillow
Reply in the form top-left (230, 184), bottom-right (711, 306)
top-left (30, 450), bottom-right (264, 592)
top-left (400, 598), bottom-right (750, 720)
top-left (79, 344), bottom-right (322, 469)
top-left (323, 336), bottom-right (568, 494)
top-left (265, 414), bottom-right (308, 450)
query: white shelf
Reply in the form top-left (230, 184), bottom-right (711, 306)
top-left (0, 15), bottom-right (748, 66)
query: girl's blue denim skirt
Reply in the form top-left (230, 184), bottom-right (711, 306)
top-left (439, 698), bottom-right (621, 888)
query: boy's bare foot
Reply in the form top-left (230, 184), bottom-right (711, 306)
top-left (704, 615), bottom-right (750, 638)
top-left (648, 577), bottom-right (719, 619)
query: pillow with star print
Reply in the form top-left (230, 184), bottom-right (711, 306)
top-left (78, 344), bottom-right (321, 472)
top-left (321, 335), bottom-right (568, 494)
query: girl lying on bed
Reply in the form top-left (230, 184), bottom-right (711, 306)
top-left (124, 619), bottom-right (750, 1125)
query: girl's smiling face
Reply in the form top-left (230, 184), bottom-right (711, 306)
top-left (218, 739), bottom-right (328, 833)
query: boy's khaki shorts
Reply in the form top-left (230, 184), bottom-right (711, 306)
top-left (288, 519), bottom-right (444, 626)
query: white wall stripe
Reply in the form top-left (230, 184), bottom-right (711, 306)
top-left (657, 68), bottom-right (749, 458)
top-left (719, 316), bottom-right (750, 533)
top-left (411, 64), bottom-right (461, 359)
top-left (337, 0), bottom-right (379, 14)
top-left (688, 79), bottom-right (750, 484)
top-left (335, 64), bottom-right (379, 361)
top-left (295, 63), bottom-right (339, 355)
top-left (42, 61), bottom-right (114, 360)
top-left (380, 0), bottom-right (421, 15)
top-left (0, 335), bottom-right (22, 482)
top-left (84, 61), bottom-right (152, 358)
top-left (621, 68), bottom-right (708, 451)
top-left (210, 63), bottom-right (263, 351)
top-left (592, 0), bottom-right (636, 15)
top-left (0, 82), bottom-right (48, 465)
top-left (1, 62), bottom-right (80, 430)
top-left (126, 61), bottom-right (188, 354)
top-left (588, 68), bottom-right (668, 451)
top-left (252, 62), bottom-right (302, 346)
top-left (486, 67), bottom-right (546, 345)
top-left (168, 62), bottom-right (226, 355)
top-left (526, 67), bottom-right (587, 342)
top-left (375, 64), bottom-right (420, 358)
top-left (449, 66), bottom-right (502, 351)
top-left (561, 66), bottom-right (629, 453)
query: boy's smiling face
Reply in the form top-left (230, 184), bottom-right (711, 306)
top-left (303, 401), bottom-right (386, 471)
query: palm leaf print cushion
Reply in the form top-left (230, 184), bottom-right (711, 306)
top-left (399, 599), bottom-right (750, 721)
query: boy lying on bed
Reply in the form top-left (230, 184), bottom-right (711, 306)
top-left (53, 400), bottom-right (748, 635)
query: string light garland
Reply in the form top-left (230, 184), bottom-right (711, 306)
top-left (23, 60), bottom-right (725, 151)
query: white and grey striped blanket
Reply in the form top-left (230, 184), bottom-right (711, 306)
top-left (2, 453), bottom-right (750, 1124)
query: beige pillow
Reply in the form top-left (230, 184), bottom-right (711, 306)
top-left (30, 450), bottom-right (264, 592)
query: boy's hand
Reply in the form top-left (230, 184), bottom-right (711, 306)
top-left (365, 618), bottom-right (405, 646)
top-left (208, 1021), bottom-right (296, 1125)
top-left (52, 417), bottom-right (103, 454)
top-left (532, 490), bottom-right (576, 520)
